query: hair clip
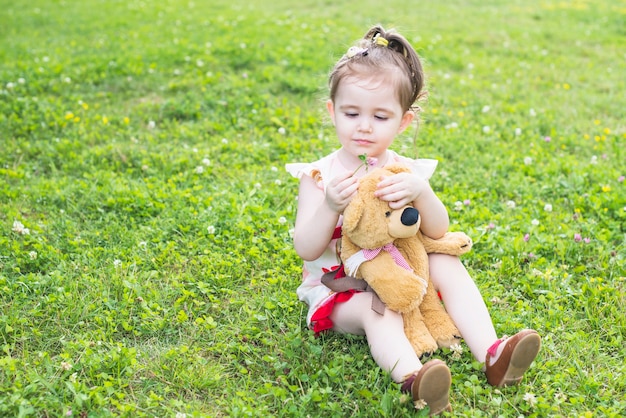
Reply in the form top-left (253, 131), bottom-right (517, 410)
top-left (346, 46), bottom-right (368, 58)
top-left (373, 33), bottom-right (389, 47)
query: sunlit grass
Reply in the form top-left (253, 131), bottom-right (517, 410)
top-left (1, 0), bottom-right (624, 416)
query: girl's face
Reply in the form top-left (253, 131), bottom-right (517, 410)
top-left (327, 74), bottom-right (414, 163)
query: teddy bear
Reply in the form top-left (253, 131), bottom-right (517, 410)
top-left (338, 164), bottom-right (473, 358)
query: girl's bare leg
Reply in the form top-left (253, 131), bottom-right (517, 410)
top-left (330, 292), bottom-right (422, 382)
top-left (428, 253), bottom-right (498, 362)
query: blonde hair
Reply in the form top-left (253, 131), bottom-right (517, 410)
top-left (328, 25), bottom-right (427, 113)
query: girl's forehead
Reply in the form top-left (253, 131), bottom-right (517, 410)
top-left (336, 73), bottom-right (402, 103)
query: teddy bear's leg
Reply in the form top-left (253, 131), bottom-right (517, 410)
top-left (403, 310), bottom-right (438, 359)
top-left (420, 281), bottom-right (462, 349)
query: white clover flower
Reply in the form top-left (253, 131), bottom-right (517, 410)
top-left (523, 392), bottom-right (537, 406)
top-left (194, 166), bottom-right (204, 174)
top-left (544, 204), bottom-right (552, 212)
top-left (6, 82), bottom-right (15, 89)
top-left (29, 251), bottom-right (38, 260)
top-left (240, 43), bottom-right (247, 49)
top-left (274, 179), bottom-right (282, 185)
top-left (482, 105), bottom-right (490, 113)
top-left (63, 77), bottom-right (71, 83)
top-left (278, 127), bottom-right (286, 135)
top-left (207, 225), bottom-right (216, 234)
top-left (12, 220), bottom-right (30, 235)
top-left (515, 127), bottom-right (522, 136)
top-left (529, 108), bottom-right (536, 117)
top-left (254, 183), bottom-right (261, 189)
top-left (524, 156), bottom-right (533, 165)
top-left (147, 120), bottom-right (156, 129)
top-left (278, 217), bottom-right (287, 224)
top-left (69, 372), bottom-right (78, 383)
top-left (113, 259), bottom-right (122, 268)
top-left (176, 413), bottom-right (187, 418)
top-left (413, 399), bottom-right (427, 410)
top-left (531, 219), bottom-right (540, 226)
top-left (450, 343), bottom-right (463, 360)
top-left (454, 201), bottom-right (463, 211)
top-left (196, 59), bottom-right (204, 67)
top-left (138, 241), bottom-right (147, 248)
top-left (482, 126), bottom-right (491, 133)
top-left (61, 361), bottom-right (72, 371)
top-left (554, 392), bottom-right (567, 402)
top-left (271, 166), bottom-right (278, 172)
top-left (18, 78), bottom-right (25, 84)
top-left (590, 155), bottom-right (598, 165)
top-left (202, 158), bottom-right (211, 166)
top-left (506, 200), bottom-right (516, 209)
top-left (221, 138), bottom-right (228, 144)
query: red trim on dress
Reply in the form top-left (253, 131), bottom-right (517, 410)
top-left (310, 290), bottom-right (357, 334)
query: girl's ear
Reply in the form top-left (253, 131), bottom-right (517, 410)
top-left (398, 110), bottom-right (415, 133)
top-left (326, 99), bottom-right (336, 125)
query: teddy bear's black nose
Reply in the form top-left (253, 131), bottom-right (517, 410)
top-left (401, 207), bottom-right (419, 226)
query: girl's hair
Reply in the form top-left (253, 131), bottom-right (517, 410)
top-left (328, 25), bottom-right (427, 113)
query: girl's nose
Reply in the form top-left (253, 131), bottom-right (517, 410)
top-left (358, 120), bottom-right (373, 134)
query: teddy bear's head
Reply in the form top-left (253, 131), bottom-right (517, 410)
top-left (343, 164), bottom-right (421, 249)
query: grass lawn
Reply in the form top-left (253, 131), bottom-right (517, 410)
top-left (1, 0), bottom-right (625, 416)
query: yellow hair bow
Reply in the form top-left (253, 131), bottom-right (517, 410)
top-left (373, 33), bottom-right (389, 47)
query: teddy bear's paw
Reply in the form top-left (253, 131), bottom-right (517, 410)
top-left (436, 334), bottom-right (462, 350)
top-left (422, 231), bottom-right (473, 256)
top-left (411, 338), bottom-right (439, 359)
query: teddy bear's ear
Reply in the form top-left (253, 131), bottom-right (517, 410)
top-left (385, 163), bottom-right (411, 175)
top-left (342, 190), bottom-right (364, 234)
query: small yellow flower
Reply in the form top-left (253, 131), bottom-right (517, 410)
top-left (81, 102), bottom-right (89, 110)
top-left (594, 119), bottom-right (601, 125)
top-left (73, 116), bottom-right (80, 123)
top-left (563, 83), bottom-right (570, 90)
top-left (102, 116), bottom-right (109, 124)
top-left (65, 112), bottom-right (74, 120)
top-left (458, 111), bottom-right (464, 117)
top-left (603, 127), bottom-right (611, 135)
top-left (602, 185), bottom-right (611, 193)
top-left (583, 134), bottom-right (590, 139)
top-left (123, 117), bottom-right (130, 124)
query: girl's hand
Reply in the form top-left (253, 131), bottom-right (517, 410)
top-left (325, 170), bottom-right (359, 213)
top-left (374, 172), bottom-right (427, 209)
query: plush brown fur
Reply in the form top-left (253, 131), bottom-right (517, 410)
top-left (341, 164), bottom-right (472, 357)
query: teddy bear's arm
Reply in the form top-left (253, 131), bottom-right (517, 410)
top-left (420, 231), bottom-right (472, 256)
top-left (359, 255), bottom-right (427, 313)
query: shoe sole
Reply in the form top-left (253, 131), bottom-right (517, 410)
top-left (412, 360), bottom-right (452, 415)
top-left (499, 331), bottom-right (541, 386)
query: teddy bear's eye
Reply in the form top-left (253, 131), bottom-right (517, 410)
top-left (385, 211), bottom-right (391, 217)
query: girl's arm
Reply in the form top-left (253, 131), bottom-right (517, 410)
top-left (293, 171), bottom-right (359, 261)
top-left (374, 173), bottom-right (449, 239)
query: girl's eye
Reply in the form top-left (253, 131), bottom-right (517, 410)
top-left (375, 115), bottom-right (388, 121)
top-left (345, 113), bottom-right (358, 118)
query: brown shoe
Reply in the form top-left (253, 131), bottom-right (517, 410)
top-left (403, 359), bottom-right (452, 415)
top-left (485, 329), bottom-right (541, 387)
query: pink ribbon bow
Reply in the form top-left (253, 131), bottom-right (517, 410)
top-left (362, 243), bottom-right (412, 271)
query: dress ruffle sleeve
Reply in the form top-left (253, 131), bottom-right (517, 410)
top-left (389, 152), bottom-right (438, 180)
top-left (285, 163), bottom-right (310, 179)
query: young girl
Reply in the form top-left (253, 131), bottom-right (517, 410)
top-left (286, 25), bottom-right (541, 415)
